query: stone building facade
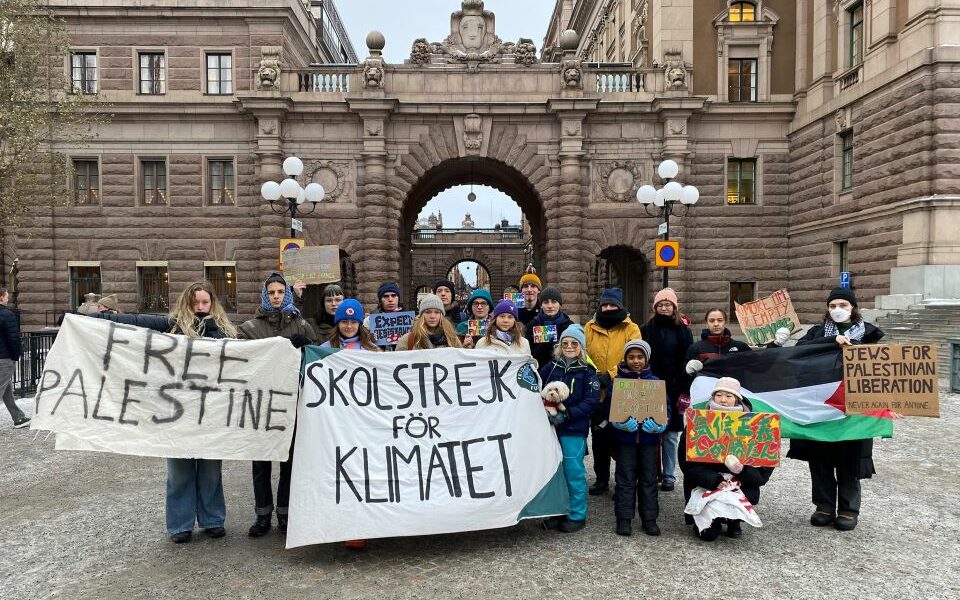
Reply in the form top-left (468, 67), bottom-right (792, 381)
top-left (6, 0), bottom-right (960, 329)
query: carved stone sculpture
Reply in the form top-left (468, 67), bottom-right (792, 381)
top-left (464, 114), bottom-right (483, 154)
top-left (562, 58), bottom-right (582, 89)
top-left (363, 60), bottom-right (384, 89)
top-left (257, 47), bottom-right (282, 90)
top-left (664, 48), bottom-right (687, 89)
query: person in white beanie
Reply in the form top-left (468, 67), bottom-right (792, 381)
top-left (396, 293), bottom-right (462, 351)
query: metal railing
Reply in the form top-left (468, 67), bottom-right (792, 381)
top-left (13, 331), bottom-right (58, 398)
top-left (413, 228), bottom-right (527, 242)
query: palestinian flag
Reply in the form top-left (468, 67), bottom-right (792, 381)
top-left (691, 343), bottom-right (893, 442)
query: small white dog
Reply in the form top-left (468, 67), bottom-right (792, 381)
top-left (541, 381), bottom-right (570, 416)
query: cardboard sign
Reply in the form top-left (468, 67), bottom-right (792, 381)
top-left (467, 319), bottom-right (488, 337)
top-left (278, 238), bottom-right (305, 271)
top-left (734, 288), bottom-right (801, 346)
top-left (608, 378), bottom-right (668, 425)
top-left (504, 293), bottom-right (524, 309)
top-left (369, 311), bottom-right (416, 347)
top-left (843, 344), bottom-right (939, 417)
top-left (532, 325), bottom-right (557, 344)
top-left (281, 245), bottom-right (341, 285)
top-left (685, 409), bottom-right (781, 467)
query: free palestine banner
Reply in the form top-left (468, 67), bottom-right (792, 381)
top-left (31, 314), bottom-right (301, 461)
top-left (287, 347), bottom-right (569, 548)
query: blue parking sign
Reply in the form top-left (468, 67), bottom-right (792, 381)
top-left (840, 271), bottom-right (851, 289)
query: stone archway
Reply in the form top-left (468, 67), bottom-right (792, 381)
top-left (591, 245), bottom-right (650, 323)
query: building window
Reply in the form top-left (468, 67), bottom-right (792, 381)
top-left (137, 266), bottom-right (169, 313)
top-left (726, 158), bottom-right (756, 204)
top-left (834, 241), bottom-right (849, 277)
top-left (728, 58), bottom-right (757, 102)
top-left (849, 2), bottom-right (864, 67)
top-left (729, 1), bottom-right (756, 22)
top-left (729, 281), bottom-right (756, 316)
top-left (70, 52), bottom-right (97, 94)
top-left (138, 52), bottom-right (166, 94)
top-left (840, 130), bottom-right (854, 191)
top-left (72, 159), bottom-right (100, 205)
top-left (205, 265), bottom-right (237, 312)
top-left (208, 159), bottom-right (235, 205)
top-left (69, 266), bottom-right (102, 309)
top-left (141, 159), bottom-right (167, 205)
top-left (206, 53), bottom-right (232, 94)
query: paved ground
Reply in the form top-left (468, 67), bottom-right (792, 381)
top-left (1, 390), bottom-right (957, 600)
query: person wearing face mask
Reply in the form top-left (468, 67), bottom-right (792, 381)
top-left (87, 281), bottom-right (238, 543)
top-left (788, 287), bottom-right (887, 532)
top-left (308, 284), bottom-right (344, 344)
top-left (640, 288), bottom-right (693, 493)
top-left (240, 273), bottom-right (318, 539)
top-left (475, 300), bottom-right (531, 355)
top-left (396, 294), bottom-right (463, 350)
top-left (455, 288), bottom-right (494, 348)
top-left (584, 287), bottom-right (642, 496)
top-left (433, 280), bottom-right (467, 326)
top-left (525, 287), bottom-right (575, 368)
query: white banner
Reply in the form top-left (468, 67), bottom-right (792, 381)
top-left (287, 347), bottom-right (568, 547)
top-left (31, 314), bottom-right (301, 461)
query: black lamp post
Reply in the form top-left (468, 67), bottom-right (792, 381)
top-left (261, 156), bottom-right (325, 238)
top-left (636, 159), bottom-right (700, 288)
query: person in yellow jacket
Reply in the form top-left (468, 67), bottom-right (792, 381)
top-left (584, 287), bottom-right (641, 495)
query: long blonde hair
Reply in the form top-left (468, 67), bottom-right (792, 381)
top-left (170, 281), bottom-right (238, 339)
top-left (408, 312), bottom-right (462, 349)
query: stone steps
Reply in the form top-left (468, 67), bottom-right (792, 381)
top-left (875, 304), bottom-right (960, 377)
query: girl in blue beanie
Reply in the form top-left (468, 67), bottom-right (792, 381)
top-left (321, 299), bottom-right (380, 351)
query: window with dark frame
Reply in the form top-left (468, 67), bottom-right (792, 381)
top-left (835, 241), bottom-right (849, 276)
top-left (840, 130), bottom-right (854, 191)
top-left (208, 159), bottom-right (235, 205)
top-left (729, 1), bottom-right (757, 22)
top-left (70, 52), bottom-right (97, 94)
top-left (69, 266), bottom-right (102, 309)
top-left (141, 159), bottom-right (167, 205)
top-left (206, 53), bottom-right (232, 94)
top-left (727, 58), bottom-right (757, 102)
top-left (849, 2), bottom-right (864, 67)
top-left (139, 52), bottom-right (166, 94)
top-left (726, 158), bottom-right (756, 204)
top-left (137, 266), bottom-right (169, 313)
top-left (729, 282), bottom-right (756, 316)
top-left (205, 266), bottom-right (237, 312)
top-left (72, 159), bottom-right (100, 205)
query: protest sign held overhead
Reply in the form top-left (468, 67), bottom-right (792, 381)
top-left (843, 344), bottom-right (939, 417)
top-left (608, 378), bottom-right (667, 424)
top-left (369, 311), bottom-right (416, 347)
top-left (685, 409), bottom-right (781, 467)
top-left (281, 245), bottom-right (341, 285)
top-left (31, 314), bottom-right (301, 461)
top-left (734, 289), bottom-right (801, 346)
top-left (287, 347), bottom-right (569, 548)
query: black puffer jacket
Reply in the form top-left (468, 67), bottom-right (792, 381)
top-left (640, 315), bottom-right (693, 431)
top-left (0, 305), bottom-right (22, 360)
top-left (88, 312), bottom-right (229, 339)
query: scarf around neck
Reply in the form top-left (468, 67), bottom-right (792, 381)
top-left (596, 308), bottom-right (628, 330)
top-left (823, 319), bottom-right (865, 341)
top-left (708, 400), bottom-right (746, 412)
top-left (260, 284), bottom-right (300, 317)
top-left (495, 329), bottom-right (514, 345)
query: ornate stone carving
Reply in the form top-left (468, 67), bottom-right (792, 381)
top-left (303, 160), bottom-right (351, 202)
top-left (365, 120), bottom-right (383, 137)
top-left (463, 114), bottom-right (483, 155)
top-left (363, 59), bottom-right (384, 89)
top-left (664, 48), bottom-right (687, 89)
top-left (257, 46), bottom-right (282, 90)
top-left (595, 160), bottom-right (642, 203)
top-left (407, 1), bottom-right (537, 65)
top-left (667, 119), bottom-right (687, 136)
top-left (835, 108), bottom-right (850, 131)
top-left (562, 58), bottom-right (583, 89)
top-left (258, 118), bottom-right (278, 136)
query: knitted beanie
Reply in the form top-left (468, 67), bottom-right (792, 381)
top-left (467, 288), bottom-right (494, 312)
top-left (334, 299), bottom-right (364, 324)
top-left (433, 279), bottom-right (456, 295)
top-left (492, 299), bottom-right (519, 319)
top-left (653, 287), bottom-right (679, 310)
top-left (377, 282), bottom-right (401, 299)
top-left (826, 286), bottom-right (857, 307)
top-left (560, 323), bottom-right (587, 349)
top-left (418, 293), bottom-right (445, 315)
top-left (599, 287), bottom-right (625, 309)
top-left (712, 376), bottom-right (743, 400)
top-left (540, 287), bottom-right (563, 304)
top-left (623, 338), bottom-right (652, 361)
top-left (518, 264), bottom-right (542, 289)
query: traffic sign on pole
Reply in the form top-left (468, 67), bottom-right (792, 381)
top-left (655, 240), bottom-right (680, 268)
top-left (840, 271), bottom-right (851, 289)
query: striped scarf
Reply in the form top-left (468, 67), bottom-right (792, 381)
top-left (822, 319), bottom-right (865, 342)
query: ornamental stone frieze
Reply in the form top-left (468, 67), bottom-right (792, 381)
top-left (303, 160), bottom-right (353, 203)
top-left (594, 160), bottom-right (643, 203)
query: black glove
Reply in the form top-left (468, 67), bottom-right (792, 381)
top-left (289, 334), bottom-right (311, 349)
top-left (597, 372), bottom-right (612, 388)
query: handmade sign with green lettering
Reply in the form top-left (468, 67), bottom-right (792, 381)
top-left (684, 409), bottom-right (781, 467)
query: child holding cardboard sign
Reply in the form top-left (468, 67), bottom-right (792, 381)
top-left (604, 339), bottom-right (670, 537)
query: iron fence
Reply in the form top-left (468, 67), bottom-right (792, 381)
top-left (13, 330), bottom-right (58, 397)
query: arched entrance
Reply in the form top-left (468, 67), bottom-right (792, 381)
top-left (591, 246), bottom-right (649, 322)
top-left (400, 157), bottom-right (546, 309)
top-left (446, 260), bottom-right (492, 303)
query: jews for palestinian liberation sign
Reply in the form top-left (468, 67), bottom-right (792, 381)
top-left (288, 347), bottom-right (569, 547)
top-left (734, 289), bottom-right (800, 346)
top-left (843, 344), bottom-right (939, 417)
top-left (608, 378), bottom-right (667, 424)
top-left (31, 314), bottom-right (301, 461)
top-left (369, 311), bottom-right (416, 347)
top-left (281, 245), bottom-right (341, 284)
top-left (685, 409), bottom-right (781, 467)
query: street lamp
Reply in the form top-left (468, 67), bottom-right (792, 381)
top-left (261, 156), bottom-right (325, 238)
top-left (636, 159), bottom-right (699, 288)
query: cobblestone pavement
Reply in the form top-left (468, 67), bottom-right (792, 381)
top-left (1, 391), bottom-right (957, 600)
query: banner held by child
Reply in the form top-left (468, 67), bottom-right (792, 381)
top-left (608, 378), bottom-right (667, 424)
top-left (685, 409), bottom-right (781, 467)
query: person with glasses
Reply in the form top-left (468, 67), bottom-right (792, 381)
top-left (455, 288), bottom-right (493, 348)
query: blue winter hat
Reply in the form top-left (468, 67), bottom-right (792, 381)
top-left (377, 282), bottom-right (401, 299)
top-left (334, 299), bottom-right (364, 324)
top-left (560, 323), bottom-right (587, 349)
top-left (599, 287), bottom-right (625, 310)
top-left (492, 299), bottom-right (519, 319)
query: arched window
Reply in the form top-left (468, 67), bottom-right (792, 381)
top-left (729, 1), bottom-right (757, 22)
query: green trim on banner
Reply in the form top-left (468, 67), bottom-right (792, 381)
top-left (516, 462), bottom-right (569, 521)
top-left (301, 344), bottom-right (339, 375)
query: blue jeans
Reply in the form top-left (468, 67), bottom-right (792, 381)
top-left (559, 435), bottom-right (588, 522)
top-left (165, 458), bottom-right (225, 534)
top-left (661, 430), bottom-right (679, 483)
